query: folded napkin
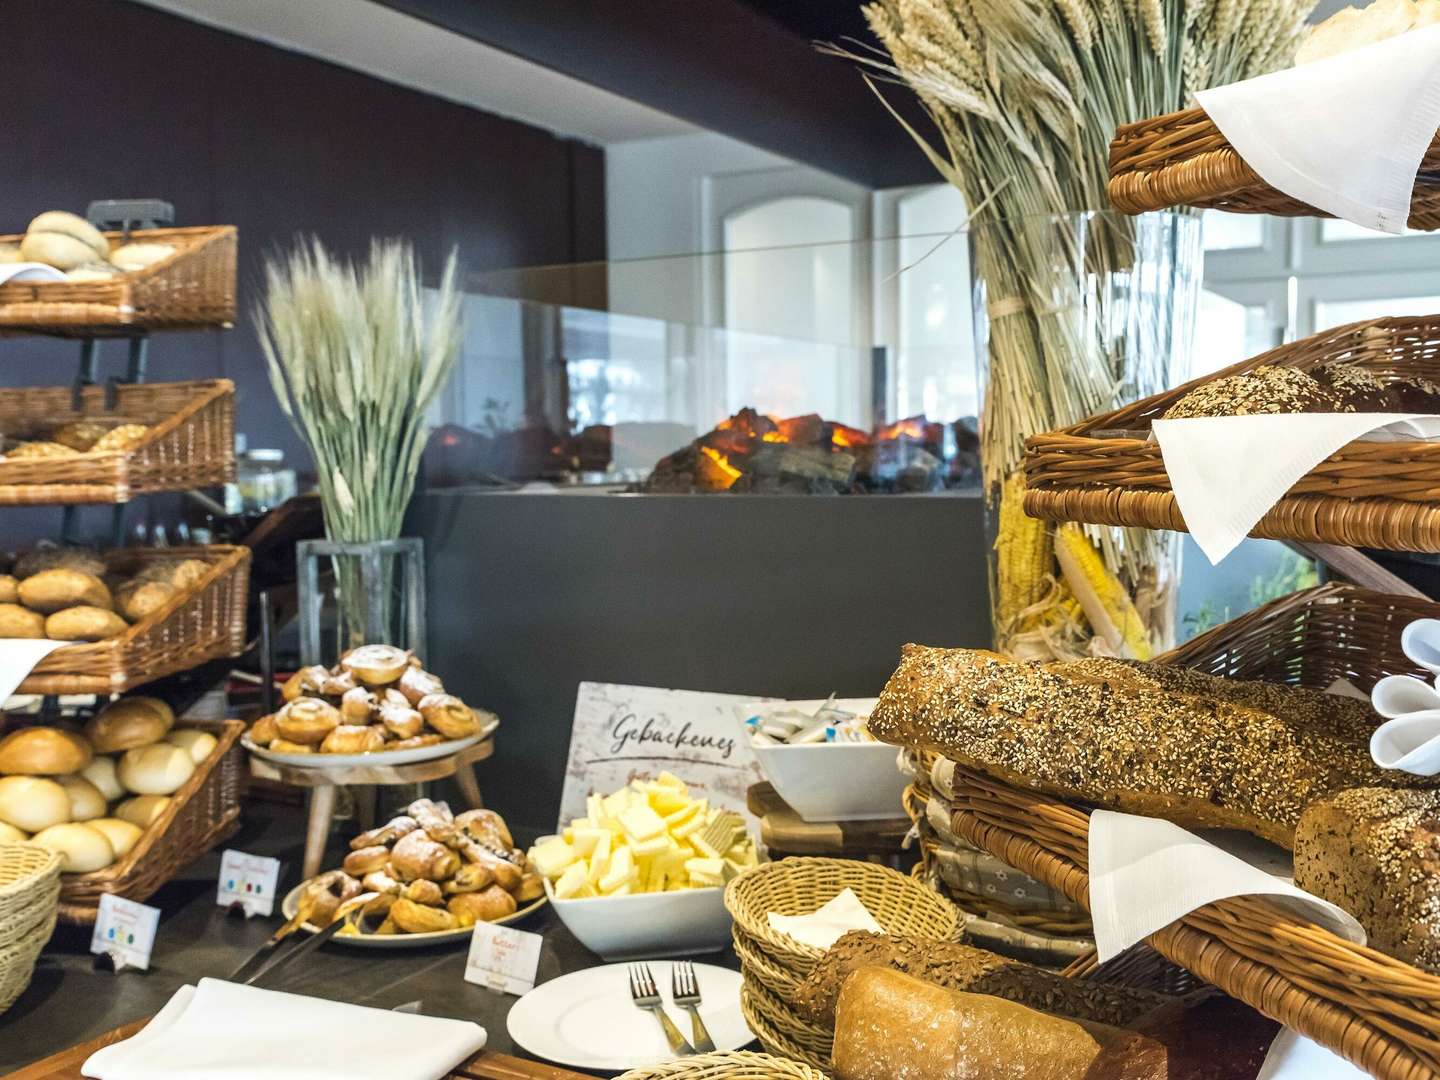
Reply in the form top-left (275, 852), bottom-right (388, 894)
top-left (82, 979), bottom-right (487, 1080)
top-left (767, 888), bottom-right (882, 950)
top-left (1257, 1028), bottom-right (1371, 1080)
top-left (1087, 810), bottom-right (1364, 963)
top-left (0, 263), bottom-right (65, 285)
top-left (1196, 25), bottom-right (1440, 234)
top-left (0, 639), bottom-right (76, 705)
top-left (1152, 413), bottom-right (1440, 563)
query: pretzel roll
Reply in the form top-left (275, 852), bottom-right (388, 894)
top-left (417, 694), bottom-right (481, 740)
top-left (275, 698), bottom-right (341, 745)
top-left (342, 844), bottom-right (391, 877)
top-left (389, 828), bottom-right (460, 882)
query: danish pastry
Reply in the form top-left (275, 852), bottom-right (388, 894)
top-left (319, 724), bottom-right (385, 754)
top-left (389, 897), bottom-right (456, 934)
top-left (341, 644), bottom-right (410, 687)
top-left (275, 697), bottom-right (341, 745)
top-left (417, 694), bottom-right (480, 739)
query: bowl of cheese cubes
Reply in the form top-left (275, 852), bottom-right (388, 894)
top-left (527, 773), bottom-right (759, 960)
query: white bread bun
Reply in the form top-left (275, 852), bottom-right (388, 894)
top-left (0, 727), bottom-right (93, 775)
top-left (27, 211), bottom-right (107, 256)
top-left (20, 231), bottom-right (102, 271)
top-left (87, 817), bottom-right (143, 858)
top-left (0, 821), bottom-right (27, 843)
top-left (109, 242), bottom-right (174, 272)
top-left (86, 697), bottom-right (174, 753)
top-left (65, 264), bottom-right (120, 282)
top-left (0, 775), bottom-right (70, 832)
top-left (57, 775), bottom-right (106, 821)
top-left (165, 728), bottom-right (217, 764)
top-left (114, 794), bottom-right (170, 828)
top-left (118, 744), bottom-right (194, 795)
top-left (0, 244), bottom-right (22, 264)
top-left (80, 756), bottom-right (124, 801)
top-left (31, 822), bottom-right (115, 873)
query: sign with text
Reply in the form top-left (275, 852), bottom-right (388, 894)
top-left (91, 894), bottom-right (161, 971)
top-left (464, 920), bottom-right (544, 996)
top-left (217, 850), bottom-right (282, 917)
top-left (558, 682), bottom-right (767, 829)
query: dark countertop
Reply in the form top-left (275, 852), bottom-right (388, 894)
top-left (0, 801), bottom-right (741, 1074)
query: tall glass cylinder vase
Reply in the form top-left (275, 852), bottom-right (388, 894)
top-left (972, 210), bottom-right (1203, 661)
top-left (296, 538), bottom-right (427, 667)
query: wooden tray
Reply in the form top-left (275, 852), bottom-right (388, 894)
top-left (58, 718), bottom-right (245, 923)
top-left (0, 225), bottom-right (236, 335)
top-left (1022, 315), bottom-right (1440, 551)
top-left (19, 545), bottom-right (251, 696)
top-left (0, 380), bottom-right (234, 504)
top-left (1107, 106), bottom-right (1440, 229)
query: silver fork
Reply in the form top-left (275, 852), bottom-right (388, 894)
top-left (629, 964), bottom-right (694, 1056)
top-left (671, 961), bottom-right (715, 1052)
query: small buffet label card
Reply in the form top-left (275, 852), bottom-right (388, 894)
top-left (464, 921), bottom-right (543, 995)
top-left (559, 683), bottom-right (768, 828)
top-left (216, 850), bottom-right (282, 917)
top-left (91, 894), bottom-right (161, 971)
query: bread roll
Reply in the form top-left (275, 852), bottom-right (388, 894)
top-left (118, 581), bottom-right (175, 622)
top-left (0, 244), bottom-right (21, 264)
top-left (0, 603), bottom-right (46, 639)
top-left (31, 822), bottom-right (115, 873)
top-left (165, 728), bottom-right (217, 764)
top-left (87, 817), bottom-right (143, 858)
top-left (90, 425), bottom-right (149, 453)
top-left (20, 231), bottom-right (102, 271)
top-left (27, 211), bottom-right (108, 257)
top-left (50, 420), bottom-right (109, 452)
top-left (0, 821), bottom-right (26, 843)
top-left (5, 441), bottom-right (78, 460)
top-left (66, 264), bottom-right (120, 282)
top-left (57, 775), bottom-right (106, 821)
top-left (108, 242), bottom-right (174, 271)
top-left (86, 697), bottom-right (173, 752)
top-left (114, 794), bottom-right (170, 827)
top-left (276, 698), bottom-right (341, 745)
top-left (0, 575), bottom-right (17, 603)
top-left (0, 727), bottom-right (93, 775)
top-left (0, 776), bottom-right (70, 832)
top-left (448, 885), bottom-right (517, 927)
top-left (14, 548), bottom-right (106, 579)
top-left (46, 606), bottom-right (127, 641)
top-left (18, 568), bottom-right (111, 614)
top-left (80, 756), bottom-right (124, 801)
top-left (168, 558), bottom-right (210, 591)
top-left (118, 743), bottom-right (195, 795)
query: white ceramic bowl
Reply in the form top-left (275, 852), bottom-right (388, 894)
top-left (741, 698), bottom-right (907, 822)
top-left (545, 880), bottom-right (733, 961)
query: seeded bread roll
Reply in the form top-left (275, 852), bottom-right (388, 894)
top-left (1294, 787), bottom-right (1440, 973)
top-left (1163, 366), bottom-right (1337, 418)
top-left (869, 645), bottom-right (1429, 848)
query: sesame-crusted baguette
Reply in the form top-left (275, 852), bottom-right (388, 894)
top-left (869, 645), bottom-right (1430, 849)
top-left (1294, 788), bottom-right (1440, 974)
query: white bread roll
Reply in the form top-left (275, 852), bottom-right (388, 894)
top-left (31, 822), bottom-right (115, 873)
top-left (114, 794), bottom-right (170, 828)
top-left (86, 697), bottom-right (174, 753)
top-left (164, 728), bottom-right (217, 764)
top-left (65, 264), bottom-right (120, 282)
top-left (0, 776), bottom-right (69, 832)
top-left (109, 242), bottom-right (174, 271)
top-left (20, 231), bottom-right (102, 271)
top-left (27, 211), bottom-right (108, 256)
top-left (87, 817), bottom-right (143, 858)
top-left (57, 775), bottom-right (106, 821)
top-left (0, 727), bottom-right (93, 775)
top-left (118, 744), bottom-right (194, 795)
top-left (80, 756), bottom-right (124, 801)
top-left (0, 821), bottom-right (27, 843)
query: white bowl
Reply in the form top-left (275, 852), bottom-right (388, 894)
top-left (546, 881), bottom-right (732, 961)
top-left (740, 698), bottom-right (907, 822)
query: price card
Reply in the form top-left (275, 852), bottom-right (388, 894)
top-left (216, 850), bottom-right (281, 917)
top-left (463, 920), bottom-right (543, 995)
top-left (90, 894), bottom-right (160, 971)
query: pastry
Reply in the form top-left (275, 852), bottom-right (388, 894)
top-left (442, 863), bottom-right (494, 895)
top-left (319, 670), bottom-right (357, 697)
top-left (397, 666), bottom-right (443, 705)
top-left (340, 686), bottom-right (376, 722)
top-left (456, 808), bottom-right (514, 851)
top-left (79, 756), bottom-right (124, 801)
top-left (362, 869), bottom-right (402, 897)
top-left (402, 879), bottom-right (444, 905)
top-left (85, 696), bottom-right (173, 752)
top-left (0, 575), bottom-right (17, 603)
top-left (387, 734), bottom-right (442, 751)
top-left (46, 606), bottom-right (127, 641)
top-left (249, 713), bottom-right (278, 746)
top-left (417, 693), bottom-right (480, 739)
top-left (89, 424), bottom-right (149, 453)
top-left (514, 872), bottom-right (544, 903)
top-left (17, 568), bottom-right (111, 614)
top-left (30, 822), bottom-right (115, 873)
top-left (0, 603), bottom-right (45, 638)
top-left (0, 775), bottom-right (70, 832)
top-left (342, 845), bottom-right (391, 876)
top-left (1295, 787), bottom-right (1440, 973)
top-left (165, 728), bottom-right (217, 764)
top-left (389, 829), bottom-right (460, 882)
top-left (304, 870), bottom-right (362, 926)
top-left (108, 242), bottom-right (174, 271)
top-left (389, 896), bottom-right (456, 933)
top-left (448, 885), bottom-right (517, 927)
top-left (275, 697), bottom-right (341, 745)
top-left (87, 817), bottom-right (142, 858)
top-left (267, 738), bottom-right (314, 754)
top-left (114, 794), bottom-right (170, 827)
top-left (350, 814), bottom-right (418, 850)
top-left (118, 743), bottom-right (195, 795)
top-left (340, 644), bottom-right (410, 686)
top-left (0, 726), bottom-right (93, 774)
top-left (869, 646), bottom-right (1428, 847)
top-left (319, 723), bottom-right (385, 754)
top-left (379, 703), bottom-right (422, 740)
top-left (281, 665), bottom-right (328, 702)
top-left (56, 775), bottom-right (106, 821)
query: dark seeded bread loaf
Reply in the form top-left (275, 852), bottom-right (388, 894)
top-left (868, 645), bottom-right (1429, 848)
top-left (1294, 787), bottom-right (1440, 974)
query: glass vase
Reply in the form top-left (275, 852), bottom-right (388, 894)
top-left (296, 538), bottom-right (427, 666)
top-left (971, 210), bottom-right (1203, 660)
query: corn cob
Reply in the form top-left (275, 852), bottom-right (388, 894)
top-left (992, 471), bottom-right (1052, 633)
top-left (1054, 524), bottom-right (1153, 660)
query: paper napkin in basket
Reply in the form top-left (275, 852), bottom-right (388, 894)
top-left (767, 888), bottom-right (883, 950)
top-left (82, 979), bottom-right (487, 1080)
top-left (0, 639), bottom-right (76, 705)
top-left (1196, 25), bottom-right (1440, 234)
top-left (1151, 413), bottom-right (1440, 564)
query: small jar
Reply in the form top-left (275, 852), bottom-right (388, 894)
top-left (236, 448), bottom-right (297, 513)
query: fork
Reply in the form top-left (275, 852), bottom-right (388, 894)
top-left (671, 961), bottom-right (715, 1052)
top-left (629, 964), bottom-right (694, 1056)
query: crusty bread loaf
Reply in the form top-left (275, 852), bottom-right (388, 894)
top-left (1294, 787), bottom-right (1440, 974)
top-left (795, 931), bottom-right (1171, 1029)
top-left (869, 645), bottom-right (1428, 848)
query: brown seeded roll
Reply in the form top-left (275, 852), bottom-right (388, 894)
top-left (275, 697), bottom-right (341, 745)
top-left (85, 697), bottom-right (174, 752)
top-left (18, 568), bottom-right (112, 614)
top-left (417, 694), bottom-right (480, 740)
top-left (397, 667), bottom-right (444, 706)
top-left (249, 713), bottom-right (278, 746)
top-left (0, 603), bottom-right (46, 638)
top-left (0, 575), bottom-right (19, 603)
top-left (794, 932), bottom-right (1171, 1029)
top-left (1294, 787), bottom-right (1440, 974)
top-left (319, 724), bottom-right (385, 754)
top-left (0, 726), bottom-right (93, 775)
top-left (1162, 365), bottom-right (1339, 419)
top-left (1312, 361), bottom-right (1395, 411)
top-left (46, 606), bottom-right (127, 641)
top-left (869, 645), bottom-right (1430, 849)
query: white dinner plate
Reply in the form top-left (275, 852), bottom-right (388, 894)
top-left (279, 883), bottom-right (546, 949)
top-left (242, 720), bottom-right (493, 768)
top-left (507, 962), bottom-right (752, 1071)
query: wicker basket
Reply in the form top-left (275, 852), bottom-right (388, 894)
top-left (0, 843), bottom-right (62, 1013)
top-left (58, 718), bottom-right (244, 923)
top-left (740, 983), bottom-right (834, 1073)
top-left (0, 226), bottom-right (236, 335)
top-left (1023, 315), bottom-right (1440, 550)
top-left (17, 545), bottom-right (250, 696)
top-left (945, 584), bottom-right (1440, 1080)
top-left (0, 380), bottom-right (235, 504)
top-left (618, 1051), bottom-right (830, 1080)
top-left (1107, 106), bottom-right (1440, 228)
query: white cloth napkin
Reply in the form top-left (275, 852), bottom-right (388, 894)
top-left (1258, 1028), bottom-right (1371, 1080)
top-left (1152, 413), bottom-right (1440, 563)
top-left (1196, 25), bottom-right (1440, 234)
top-left (0, 263), bottom-right (65, 285)
top-left (766, 888), bottom-right (882, 950)
top-left (82, 979), bottom-right (487, 1080)
top-left (1086, 810), bottom-right (1364, 962)
top-left (0, 639), bottom-right (76, 705)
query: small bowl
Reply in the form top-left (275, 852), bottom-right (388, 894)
top-left (545, 880), bottom-right (733, 961)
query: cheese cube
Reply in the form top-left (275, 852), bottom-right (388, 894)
top-left (554, 860), bottom-right (589, 899)
top-left (685, 857), bottom-right (725, 888)
top-left (529, 838), bottom-right (575, 879)
top-left (665, 798), bottom-right (706, 827)
top-left (602, 789), bottom-right (631, 820)
top-left (647, 785), bottom-right (691, 816)
top-left (571, 827), bottom-right (610, 857)
top-left (599, 845), bottom-right (636, 893)
top-left (609, 882), bottom-right (633, 897)
top-left (587, 832), bottom-right (612, 884)
top-left (587, 794), bottom-right (606, 825)
top-left (629, 831), bottom-right (670, 859)
top-left (620, 805), bottom-right (666, 843)
top-left (654, 770), bottom-right (688, 792)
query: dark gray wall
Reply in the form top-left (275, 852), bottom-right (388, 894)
top-left (411, 490), bottom-right (992, 833)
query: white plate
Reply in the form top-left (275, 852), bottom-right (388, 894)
top-left (279, 883), bottom-right (545, 949)
top-left (242, 726), bottom-right (488, 768)
top-left (507, 962), bottom-right (751, 1071)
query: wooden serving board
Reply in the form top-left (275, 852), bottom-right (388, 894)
top-left (9, 1019), bottom-right (597, 1080)
top-left (747, 781), bottom-right (911, 857)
